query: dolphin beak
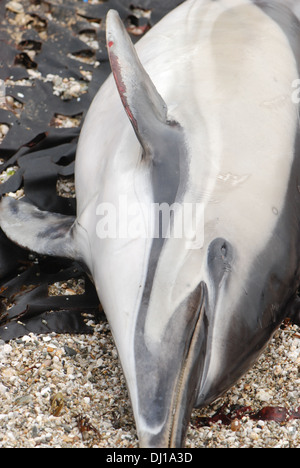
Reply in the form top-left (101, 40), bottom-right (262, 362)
top-left (132, 282), bottom-right (208, 448)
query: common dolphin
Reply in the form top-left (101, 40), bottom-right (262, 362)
top-left (0, 0), bottom-right (300, 448)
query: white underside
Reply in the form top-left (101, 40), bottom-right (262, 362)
top-left (74, 0), bottom-right (299, 432)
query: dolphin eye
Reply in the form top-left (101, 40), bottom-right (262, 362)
top-left (207, 238), bottom-right (233, 286)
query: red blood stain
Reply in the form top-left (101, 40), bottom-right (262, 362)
top-left (108, 51), bottom-right (138, 132)
top-left (108, 41), bottom-right (114, 48)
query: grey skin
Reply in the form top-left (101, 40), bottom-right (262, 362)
top-left (0, 0), bottom-right (300, 448)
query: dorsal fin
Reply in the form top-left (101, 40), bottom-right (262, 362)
top-left (106, 9), bottom-right (169, 155)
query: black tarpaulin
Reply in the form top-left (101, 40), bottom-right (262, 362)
top-left (0, 0), bottom-right (185, 340)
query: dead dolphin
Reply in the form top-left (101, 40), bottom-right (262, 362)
top-left (1, 0), bottom-right (300, 448)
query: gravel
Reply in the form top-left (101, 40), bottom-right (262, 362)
top-left (0, 153), bottom-right (298, 449)
top-left (0, 0), bottom-right (299, 449)
top-left (0, 320), bottom-right (298, 448)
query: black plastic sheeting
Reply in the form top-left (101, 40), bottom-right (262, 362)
top-left (0, 0), bottom-right (185, 340)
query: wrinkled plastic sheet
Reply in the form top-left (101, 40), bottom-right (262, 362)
top-left (0, 0), bottom-right (185, 340)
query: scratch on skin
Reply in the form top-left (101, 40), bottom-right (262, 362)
top-left (108, 50), bottom-right (138, 132)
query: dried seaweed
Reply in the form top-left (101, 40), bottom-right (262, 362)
top-left (194, 403), bottom-right (300, 428)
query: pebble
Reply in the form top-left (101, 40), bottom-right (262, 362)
top-left (6, 1), bottom-right (24, 14)
top-left (0, 166), bottom-right (19, 185)
top-left (46, 74), bottom-right (88, 101)
top-left (256, 389), bottom-right (273, 402)
top-left (0, 124), bottom-right (10, 143)
top-left (0, 320), bottom-right (297, 448)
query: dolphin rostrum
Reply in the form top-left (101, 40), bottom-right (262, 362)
top-left (0, 0), bottom-right (300, 448)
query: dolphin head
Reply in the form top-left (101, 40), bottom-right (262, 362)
top-left (82, 9), bottom-right (300, 448)
top-left (127, 234), bottom-right (295, 447)
top-left (97, 11), bottom-right (206, 446)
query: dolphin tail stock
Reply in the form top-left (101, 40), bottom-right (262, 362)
top-left (0, 196), bottom-right (80, 260)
